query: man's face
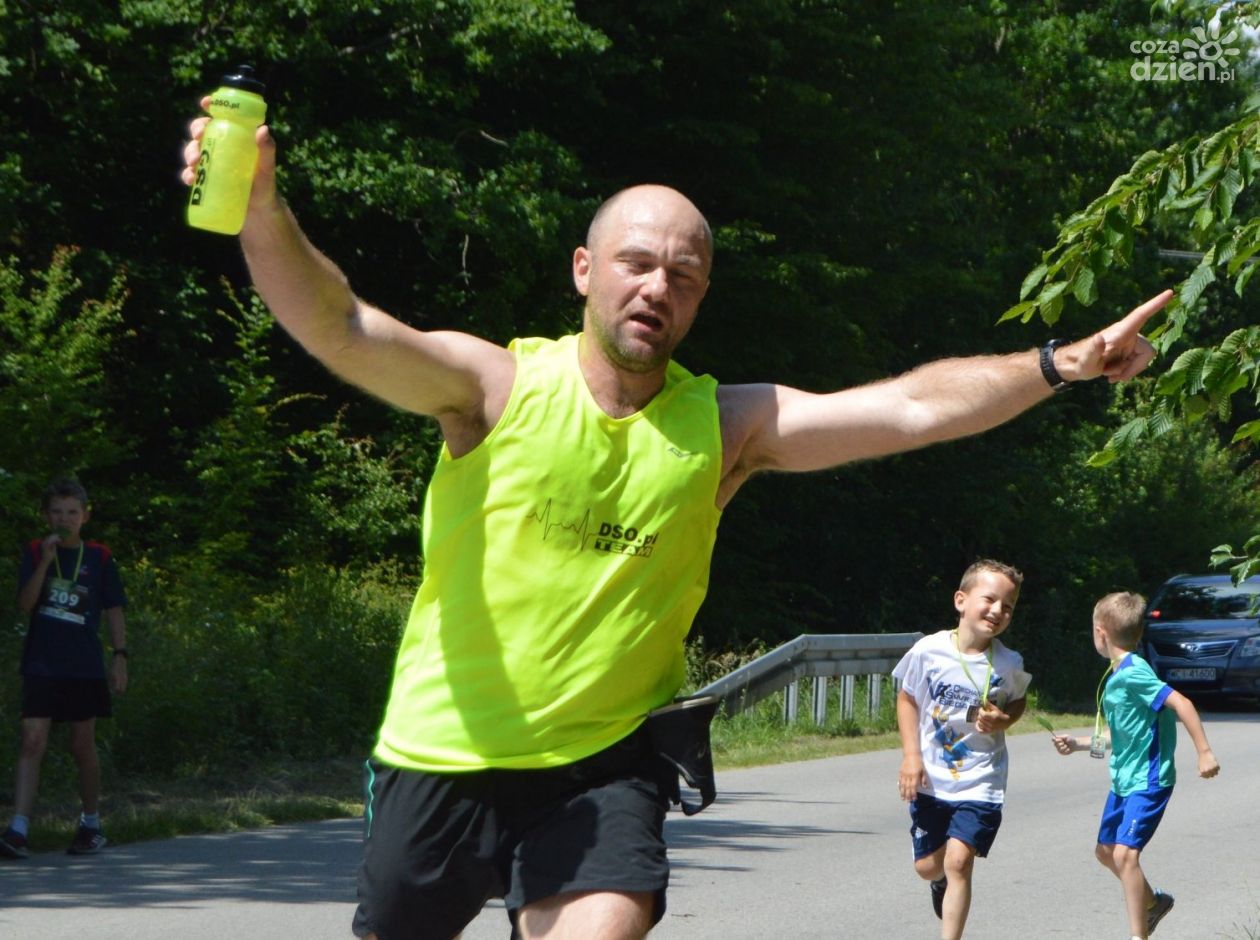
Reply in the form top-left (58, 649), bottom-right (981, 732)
top-left (44, 496), bottom-right (89, 542)
top-left (573, 188), bottom-right (711, 373)
top-left (953, 571), bottom-right (1019, 641)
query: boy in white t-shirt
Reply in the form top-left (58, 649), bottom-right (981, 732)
top-left (893, 559), bottom-right (1032, 940)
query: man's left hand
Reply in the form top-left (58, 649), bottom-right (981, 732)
top-left (1056, 289), bottom-right (1173, 384)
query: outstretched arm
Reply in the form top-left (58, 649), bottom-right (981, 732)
top-left (181, 103), bottom-right (514, 440)
top-left (1052, 734), bottom-right (1089, 755)
top-left (717, 291), bottom-right (1171, 506)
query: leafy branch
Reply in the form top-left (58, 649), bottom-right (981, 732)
top-left (1005, 1), bottom-right (1260, 581)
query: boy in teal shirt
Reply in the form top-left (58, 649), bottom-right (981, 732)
top-left (1053, 591), bottom-right (1219, 939)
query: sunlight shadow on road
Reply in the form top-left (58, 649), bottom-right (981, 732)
top-left (3, 818), bottom-right (362, 910)
top-left (665, 787), bottom-right (878, 873)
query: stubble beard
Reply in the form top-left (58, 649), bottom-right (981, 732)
top-left (587, 306), bottom-right (672, 374)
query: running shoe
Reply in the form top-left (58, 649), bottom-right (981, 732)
top-left (930, 877), bottom-right (946, 919)
top-left (1147, 889), bottom-right (1174, 934)
top-left (67, 824), bottom-right (107, 855)
top-left (0, 827), bottom-right (29, 859)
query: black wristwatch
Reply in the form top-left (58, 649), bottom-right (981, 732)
top-left (1039, 339), bottom-right (1072, 392)
top-left (112, 648), bottom-right (129, 659)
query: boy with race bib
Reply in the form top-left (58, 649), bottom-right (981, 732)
top-left (0, 479), bottom-right (128, 859)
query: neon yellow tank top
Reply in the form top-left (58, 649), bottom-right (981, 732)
top-left (374, 334), bottom-right (723, 771)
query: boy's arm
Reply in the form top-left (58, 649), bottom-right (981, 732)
top-left (975, 696), bottom-right (1025, 734)
top-left (1007, 697), bottom-right (1026, 725)
top-left (896, 689), bottom-right (928, 801)
top-left (106, 607), bottom-right (127, 695)
top-left (1165, 689), bottom-right (1220, 778)
top-left (1052, 727), bottom-right (1111, 754)
top-left (17, 537), bottom-right (59, 614)
top-left (1052, 734), bottom-right (1089, 755)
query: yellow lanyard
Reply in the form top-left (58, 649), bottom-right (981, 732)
top-left (54, 542), bottom-right (84, 584)
top-left (952, 629), bottom-right (993, 706)
top-left (1093, 660), bottom-right (1116, 740)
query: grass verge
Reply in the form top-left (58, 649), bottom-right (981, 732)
top-left (13, 756), bottom-right (363, 855)
top-left (711, 705), bottom-right (1093, 769)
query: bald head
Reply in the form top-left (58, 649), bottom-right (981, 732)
top-left (585, 185), bottom-right (713, 271)
top-left (572, 183), bottom-right (712, 376)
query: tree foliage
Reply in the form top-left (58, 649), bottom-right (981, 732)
top-left (0, 247), bottom-right (132, 549)
top-left (1007, 0), bottom-right (1260, 582)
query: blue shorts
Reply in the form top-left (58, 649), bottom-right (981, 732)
top-left (1097, 786), bottom-right (1173, 849)
top-left (909, 794), bottom-right (1003, 859)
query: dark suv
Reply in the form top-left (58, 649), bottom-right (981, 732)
top-left (1142, 574), bottom-right (1260, 699)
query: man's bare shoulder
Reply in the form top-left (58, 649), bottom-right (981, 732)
top-left (417, 329), bottom-right (515, 368)
top-left (716, 382), bottom-right (777, 429)
top-left (714, 382), bottom-right (780, 505)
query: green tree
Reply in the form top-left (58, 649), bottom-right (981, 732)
top-left (168, 288), bottom-right (431, 578)
top-left (1005, 0), bottom-right (1260, 581)
top-left (0, 247), bottom-right (131, 547)
top-left (3, 0), bottom-right (1256, 753)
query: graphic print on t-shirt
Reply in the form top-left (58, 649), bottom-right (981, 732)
top-left (526, 498), bottom-right (661, 558)
top-left (893, 630), bottom-right (1032, 802)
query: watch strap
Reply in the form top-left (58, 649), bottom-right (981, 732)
top-left (1039, 339), bottom-right (1071, 392)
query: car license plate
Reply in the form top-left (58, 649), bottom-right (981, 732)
top-left (1167, 667), bottom-right (1216, 681)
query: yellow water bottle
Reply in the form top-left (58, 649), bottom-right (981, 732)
top-left (187, 65), bottom-right (267, 235)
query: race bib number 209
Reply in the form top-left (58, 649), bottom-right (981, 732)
top-left (38, 577), bottom-right (91, 626)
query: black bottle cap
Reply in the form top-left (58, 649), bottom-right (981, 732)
top-left (221, 64), bottom-right (265, 95)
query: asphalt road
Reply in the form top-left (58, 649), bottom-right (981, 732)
top-left (3, 712), bottom-right (1257, 939)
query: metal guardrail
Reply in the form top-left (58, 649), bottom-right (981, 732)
top-left (693, 632), bottom-right (923, 723)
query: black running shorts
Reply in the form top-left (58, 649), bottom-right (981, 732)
top-left (352, 724), bottom-right (670, 940)
top-left (20, 676), bottom-right (111, 721)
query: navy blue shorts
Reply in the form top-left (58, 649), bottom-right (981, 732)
top-left (1097, 786), bottom-right (1173, 849)
top-left (909, 793), bottom-right (1003, 859)
top-left (20, 676), bottom-right (111, 721)
top-left (352, 725), bottom-right (670, 940)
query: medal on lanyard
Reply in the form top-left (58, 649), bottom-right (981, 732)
top-left (42, 541), bottom-right (87, 623)
top-left (953, 630), bottom-right (994, 724)
top-left (54, 541), bottom-right (84, 584)
top-left (1091, 662), bottom-right (1113, 758)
